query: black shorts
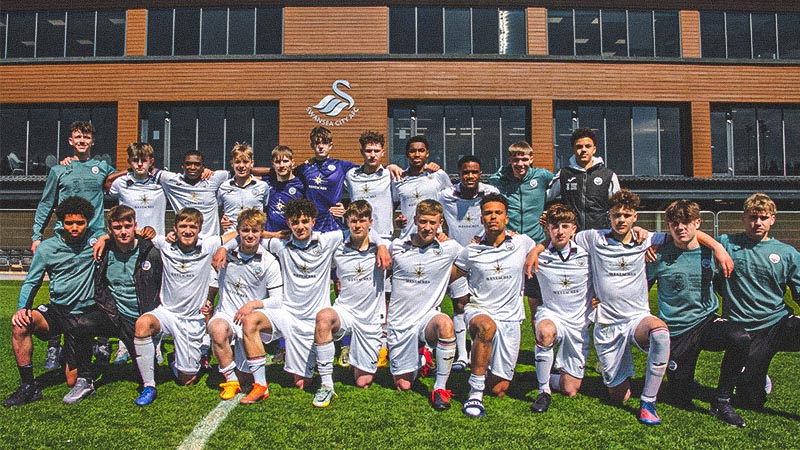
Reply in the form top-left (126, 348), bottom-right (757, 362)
top-left (668, 314), bottom-right (742, 381)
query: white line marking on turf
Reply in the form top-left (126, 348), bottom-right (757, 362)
top-left (177, 394), bottom-right (243, 450)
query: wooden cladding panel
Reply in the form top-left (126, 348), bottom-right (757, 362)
top-left (117, 100), bottom-right (140, 163)
top-left (691, 102), bottom-right (712, 178)
top-left (125, 9), bottom-right (147, 57)
top-left (527, 8), bottom-right (548, 56)
top-left (283, 7), bottom-right (388, 55)
top-left (531, 99), bottom-right (553, 170)
top-left (680, 10), bottom-right (701, 59)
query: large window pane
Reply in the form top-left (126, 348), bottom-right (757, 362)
top-left (632, 107), bottom-right (659, 175)
top-left (700, 12), bottom-right (726, 58)
top-left (757, 109), bottom-right (783, 175)
top-left (553, 108), bottom-right (574, 170)
top-left (415, 105), bottom-right (445, 164)
top-left (575, 10), bottom-right (601, 56)
top-left (228, 9), bottom-right (254, 55)
top-left (7, 12), bottom-right (36, 58)
top-left (0, 107), bottom-right (28, 175)
top-left (37, 12), bottom-right (66, 58)
top-left (174, 9), bottom-right (200, 56)
top-left (28, 108), bottom-right (60, 175)
top-left (500, 9), bottom-right (526, 55)
top-left (225, 106), bottom-right (253, 158)
top-left (548, 9), bottom-right (574, 56)
top-left (601, 10), bottom-right (627, 57)
top-left (197, 106), bottom-right (225, 169)
top-left (604, 106), bottom-right (632, 175)
top-left (168, 106), bottom-right (198, 170)
top-left (501, 105), bottom-right (528, 156)
top-left (472, 9), bottom-right (498, 54)
top-left (711, 110), bottom-right (730, 175)
top-left (726, 13), bottom-right (751, 59)
top-left (752, 14), bottom-right (777, 59)
top-left (88, 106), bottom-right (118, 167)
top-left (389, 107), bottom-right (414, 167)
top-left (778, 14), bottom-right (800, 59)
top-left (66, 11), bottom-right (95, 57)
top-left (731, 108), bottom-right (757, 175)
top-left (654, 11), bottom-right (680, 57)
top-left (659, 107), bottom-right (682, 175)
top-left (445, 8), bottom-right (471, 54)
top-left (785, 110), bottom-right (800, 175)
top-left (147, 9), bottom-right (173, 56)
top-left (96, 11), bottom-right (126, 56)
top-left (417, 8), bottom-right (443, 54)
top-left (628, 11), bottom-right (654, 57)
top-left (252, 105), bottom-right (279, 167)
top-left (443, 105), bottom-right (472, 171)
top-left (255, 7), bottom-right (281, 54)
top-left (390, 7), bottom-right (416, 53)
top-left (201, 8), bottom-right (227, 55)
top-left (0, 13), bottom-right (7, 58)
top-left (473, 105), bottom-right (501, 173)
top-left (577, 106), bottom-right (605, 153)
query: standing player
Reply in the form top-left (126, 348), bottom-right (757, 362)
top-left (528, 204), bottom-right (593, 414)
top-left (436, 155), bottom-right (499, 371)
top-left (715, 193), bottom-right (800, 411)
top-left (311, 201), bottom-right (387, 407)
top-left (388, 200), bottom-right (460, 411)
top-left (263, 145), bottom-right (305, 235)
top-left (647, 199), bottom-right (749, 426)
top-left (217, 143), bottom-right (269, 232)
top-left (546, 127), bottom-right (620, 230)
top-left (108, 143), bottom-right (167, 235)
top-left (207, 208), bottom-right (283, 400)
top-left (450, 193), bottom-right (536, 418)
top-left (132, 208), bottom-right (236, 406)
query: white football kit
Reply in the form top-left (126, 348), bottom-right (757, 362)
top-left (391, 169), bottom-right (452, 239)
top-left (109, 173), bottom-right (167, 235)
top-left (216, 177), bottom-right (269, 232)
top-left (344, 166), bottom-right (395, 239)
top-left (157, 169), bottom-right (228, 238)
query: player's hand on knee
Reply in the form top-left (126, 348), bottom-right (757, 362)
top-left (11, 308), bottom-right (33, 328)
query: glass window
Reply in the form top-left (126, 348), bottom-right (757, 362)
top-left (0, 107), bottom-right (29, 175)
top-left (252, 105), bottom-right (279, 167)
top-left (574, 10), bottom-right (600, 56)
top-left (174, 9), bottom-right (200, 56)
top-left (390, 7), bottom-right (416, 53)
top-left (654, 11), bottom-right (680, 57)
top-left (167, 106), bottom-right (198, 170)
top-left (27, 108), bottom-right (61, 175)
top-left (784, 110), bottom-right (800, 175)
top-left (197, 106), bottom-right (225, 169)
top-left (711, 110), bottom-right (730, 175)
top-left (201, 8), bottom-right (227, 55)
top-left (228, 9), bottom-right (255, 55)
top-left (147, 9), bottom-right (173, 56)
top-left (757, 109), bottom-right (783, 175)
top-left (255, 7), bottom-right (282, 54)
top-left (443, 105), bottom-right (472, 169)
top-left (778, 14), bottom-right (800, 59)
top-left (66, 11), bottom-right (96, 57)
top-left (752, 14), bottom-right (777, 59)
top-left (658, 107), bottom-right (682, 175)
top-left (388, 107), bottom-right (414, 167)
top-left (552, 108), bottom-right (575, 169)
top-left (726, 13), bottom-right (751, 59)
top-left (548, 9), bottom-right (574, 56)
top-left (415, 105), bottom-right (445, 163)
top-left (444, 8), bottom-right (470, 54)
top-left (96, 11), bottom-right (126, 56)
top-left (417, 7), bottom-right (443, 54)
top-left (6, 12), bottom-right (36, 58)
top-left (472, 9), bottom-right (498, 54)
top-left (473, 105), bottom-right (501, 170)
top-left (603, 106), bottom-right (631, 175)
top-left (632, 107), bottom-right (659, 176)
top-left (700, 12), bottom-right (726, 58)
top-left (37, 11), bottom-right (66, 58)
top-left (628, 11), bottom-right (654, 57)
top-left (499, 9), bottom-right (525, 55)
top-left (731, 107), bottom-right (757, 175)
top-left (601, 10), bottom-right (627, 57)
top-left (0, 13), bottom-right (7, 58)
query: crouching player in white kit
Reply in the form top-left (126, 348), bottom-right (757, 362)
top-left (450, 193), bottom-right (536, 418)
top-left (388, 200), bottom-right (461, 411)
top-left (528, 204), bottom-right (593, 413)
top-left (207, 208), bottom-right (283, 400)
top-left (312, 200), bottom-right (386, 407)
top-left (133, 208), bottom-right (237, 406)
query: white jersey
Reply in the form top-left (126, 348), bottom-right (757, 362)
top-left (454, 233), bottom-right (534, 322)
top-left (263, 231), bottom-right (346, 321)
top-left (388, 237), bottom-right (462, 328)
top-left (574, 230), bottom-right (666, 325)
top-left (217, 246), bottom-right (283, 317)
top-left (437, 182), bottom-right (499, 245)
top-left (332, 237), bottom-right (385, 324)
top-left (344, 165), bottom-right (394, 238)
top-left (392, 169), bottom-right (452, 238)
top-left (216, 177), bottom-right (269, 232)
top-left (153, 235), bottom-right (222, 319)
top-left (109, 173), bottom-right (167, 235)
top-left (157, 169), bottom-right (228, 238)
top-left (535, 242), bottom-right (593, 326)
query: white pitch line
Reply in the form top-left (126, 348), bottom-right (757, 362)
top-left (177, 394), bottom-right (243, 450)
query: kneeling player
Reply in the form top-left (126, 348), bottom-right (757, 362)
top-left (529, 204), bottom-right (593, 413)
top-left (312, 201), bottom-right (386, 407)
top-left (450, 193), bottom-right (536, 417)
top-left (207, 208), bottom-right (283, 400)
top-left (133, 208), bottom-right (236, 406)
top-left (388, 200), bottom-right (462, 411)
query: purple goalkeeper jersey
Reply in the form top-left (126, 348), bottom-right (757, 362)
top-left (295, 157), bottom-right (358, 232)
top-left (263, 174), bottom-right (306, 232)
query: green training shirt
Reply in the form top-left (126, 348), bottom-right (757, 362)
top-left (106, 244), bottom-right (141, 324)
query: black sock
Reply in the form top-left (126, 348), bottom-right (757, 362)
top-left (18, 365), bottom-right (34, 385)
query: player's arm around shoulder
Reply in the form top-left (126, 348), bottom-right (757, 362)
top-left (696, 231), bottom-right (733, 277)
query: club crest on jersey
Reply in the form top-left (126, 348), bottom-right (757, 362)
top-left (769, 253), bottom-right (781, 264)
top-left (433, 247), bottom-right (443, 256)
top-left (505, 242), bottom-right (514, 250)
top-left (254, 266), bottom-right (264, 276)
top-left (328, 164), bottom-right (336, 171)
top-left (593, 177), bottom-right (603, 185)
top-left (92, 166), bottom-right (100, 174)
top-left (288, 187), bottom-right (297, 195)
top-left (668, 360), bottom-right (678, 371)
top-left (529, 180), bottom-right (538, 188)
top-left (701, 258), bottom-right (712, 269)
top-left (141, 261), bottom-right (152, 271)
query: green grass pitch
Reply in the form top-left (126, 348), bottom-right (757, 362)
top-left (0, 280), bottom-right (797, 449)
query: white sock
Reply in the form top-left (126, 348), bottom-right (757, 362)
top-left (248, 356), bottom-right (267, 386)
top-left (453, 314), bottom-right (468, 363)
top-left (315, 342), bottom-right (335, 387)
top-left (134, 336), bottom-right (156, 388)
top-left (219, 362), bottom-right (238, 382)
top-left (433, 338), bottom-right (456, 391)
top-left (642, 328), bottom-right (670, 402)
top-left (468, 373), bottom-right (485, 401)
top-left (535, 343), bottom-right (554, 394)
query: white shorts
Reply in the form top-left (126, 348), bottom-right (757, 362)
top-left (446, 276), bottom-right (470, 299)
top-left (146, 306), bottom-right (206, 375)
top-left (535, 309), bottom-right (590, 379)
top-left (258, 308), bottom-right (316, 379)
top-left (594, 314), bottom-right (652, 387)
top-left (332, 306), bottom-right (382, 374)
top-left (208, 311), bottom-right (248, 372)
top-left (464, 308), bottom-right (522, 381)
top-left (387, 308), bottom-right (442, 376)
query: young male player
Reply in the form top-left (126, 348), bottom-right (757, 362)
top-left (263, 145), bottom-right (305, 234)
top-left (217, 143), bottom-right (269, 232)
top-left (529, 204), bottom-right (593, 414)
top-left (311, 201), bottom-right (387, 407)
top-left (388, 200), bottom-right (461, 411)
top-left (108, 142), bottom-right (166, 235)
top-left (450, 193), bottom-right (536, 417)
top-left (6, 197), bottom-right (99, 406)
top-left (436, 155), bottom-right (500, 371)
top-left (132, 208), bottom-right (236, 406)
top-left (207, 208), bottom-right (283, 400)
top-left (647, 200), bottom-right (749, 427)
top-left (546, 127), bottom-right (620, 230)
top-left (715, 193), bottom-right (800, 411)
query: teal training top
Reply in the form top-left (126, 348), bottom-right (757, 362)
top-left (647, 243), bottom-right (717, 336)
top-left (17, 232), bottom-right (96, 314)
top-left (489, 164), bottom-right (553, 243)
top-left (716, 233), bottom-right (800, 332)
top-left (106, 244), bottom-right (141, 324)
top-left (32, 158), bottom-right (115, 242)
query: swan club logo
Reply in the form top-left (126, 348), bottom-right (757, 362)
top-left (307, 79), bottom-right (359, 127)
